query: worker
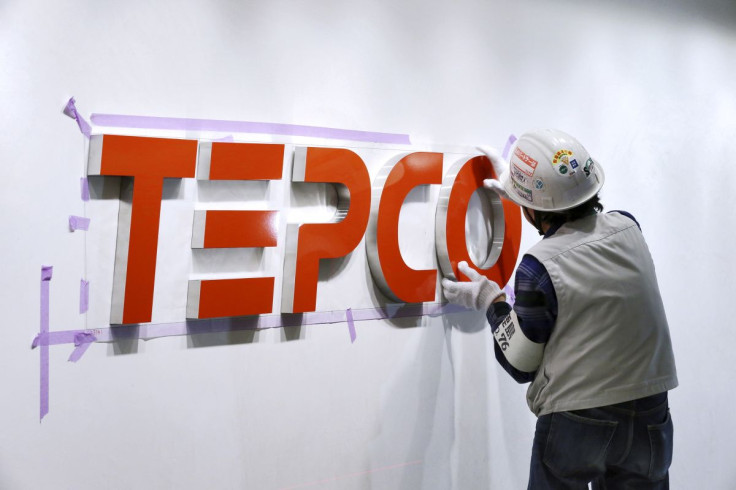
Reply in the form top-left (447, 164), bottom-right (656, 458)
top-left (442, 129), bottom-right (678, 489)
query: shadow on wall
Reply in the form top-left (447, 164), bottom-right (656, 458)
top-left (108, 325), bottom-right (140, 355)
top-left (556, 0), bottom-right (736, 28)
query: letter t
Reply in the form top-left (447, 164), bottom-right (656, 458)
top-left (87, 135), bottom-right (198, 324)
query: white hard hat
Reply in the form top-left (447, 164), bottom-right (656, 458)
top-left (502, 129), bottom-right (605, 212)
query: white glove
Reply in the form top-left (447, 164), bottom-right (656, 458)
top-left (477, 145), bottom-right (510, 200)
top-left (441, 261), bottom-right (505, 311)
top-left (483, 178), bottom-right (509, 200)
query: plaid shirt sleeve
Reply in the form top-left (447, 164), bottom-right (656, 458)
top-left (485, 254), bottom-right (558, 383)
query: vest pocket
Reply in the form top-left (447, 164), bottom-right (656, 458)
top-left (647, 410), bottom-right (673, 481)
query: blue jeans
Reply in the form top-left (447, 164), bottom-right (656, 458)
top-left (528, 393), bottom-right (673, 489)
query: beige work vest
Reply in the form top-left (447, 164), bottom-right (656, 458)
top-left (525, 212), bottom-right (678, 416)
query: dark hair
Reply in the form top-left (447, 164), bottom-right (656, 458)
top-left (538, 193), bottom-right (604, 226)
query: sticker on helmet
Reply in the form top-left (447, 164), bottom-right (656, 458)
top-left (534, 178), bottom-right (544, 190)
top-left (584, 158), bottom-right (595, 177)
top-left (558, 165), bottom-right (568, 175)
top-left (512, 165), bottom-right (529, 184)
top-left (512, 147), bottom-right (539, 177)
top-left (553, 149), bottom-right (573, 166)
top-left (512, 180), bottom-right (533, 202)
top-left (570, 159), bottom-right (578, 169)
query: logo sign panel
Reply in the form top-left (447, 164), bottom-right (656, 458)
top-left (87, 134), bottom-right (522, 325)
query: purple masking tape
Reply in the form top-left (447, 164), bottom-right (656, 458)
top-left (40, 266), bottom-right (52, 421)
top-left (212, 135), bottom-right (234, 142)
top-left (68, 332), bottom-right (97, 362)
top-left (91, 113), bottom-right (412, 145)
top-left (80, 279), bottom-right (89, 314)
top-left (69, 215), bottom-right (90, 231)
top-left (346, 308), bottom-right (356, 343)
top-left (501, 134), bottom-right (517, 160)
top-left (503, 283), bottom-right (516, 308)
top-left (41, 266), bottom-right (53, 281)
top-left (428, 303), bottom-right (466, 316)
top-left (33, 329), bottom-right (102, 348)
top-left (384, 303), bottom-right (402, 318)
top-left (30, 302), bottom-right (471, 359)
top-left (63, 97), bottom-right (92, 138)
top-left (80, 177), bottom-right (90, 202)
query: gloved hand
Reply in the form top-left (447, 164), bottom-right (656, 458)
top-left (477, 145), bottom-right (510, 200)
top-left (441, 261), bottom-right (505, 311)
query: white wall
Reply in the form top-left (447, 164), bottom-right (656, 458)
top-left (2, 0), bottom-right (735, 488)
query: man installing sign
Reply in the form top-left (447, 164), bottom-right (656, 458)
top-left (442, 129), bottom-right (678, 489)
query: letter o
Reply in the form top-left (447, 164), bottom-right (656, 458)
top-left (435, 155), bottom-right (522, 285)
